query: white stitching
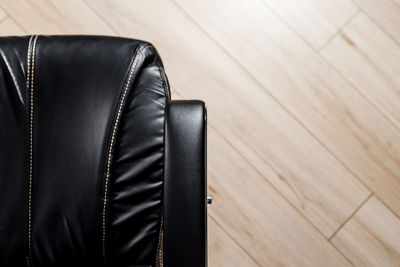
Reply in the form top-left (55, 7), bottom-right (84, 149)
top-left (26, 35), bottom-right (33, 267)
top-left (26, 36), bottom-right (33, 92)
top-left (27, 34), bottom-right (38, 267)
top-left (102, 45), bottom-right (151, 263)
top-left (155, 217), bottom-right (163, 267)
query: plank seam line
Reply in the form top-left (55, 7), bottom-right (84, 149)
top-left (329, 193), bottom-right (373, 241)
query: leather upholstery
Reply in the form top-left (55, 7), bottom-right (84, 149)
top-left (0, 35), bottom-right (186, 267)
top-left (164, 101), bottom-right (207, 267)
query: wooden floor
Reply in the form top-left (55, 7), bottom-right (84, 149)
top-left (1, 0), bottom-right (400, 266)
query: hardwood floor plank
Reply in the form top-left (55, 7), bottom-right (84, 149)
top-left (354, 0), bottom-right (400, 45)
top-left (0, 0), bottom-right (114, 34)
top-left (321, 14), bottom-right (400, 215)
top-left (263, 0), bottom-right (358, 49)
top-left (208, 216), bottom-right (259, 267)
top-left (322, 13), bottom-right (400, 139)
top-left (86, 0), bottom-right (370, 237)
top-left (206, 127), bottom-right (351, 266)
top-left (332, 196), bottom-right (400, 266)
top-left (0, 6), bottom-right (6, 22)
top-left (175, 0), bottom-right (400, 219)
top-left (0, 17), bottom-right (25, 36)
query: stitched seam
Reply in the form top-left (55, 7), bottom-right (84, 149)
top-left (102, 45), bottom-right (151, 264)
top-left (155, 217), bottom-right (163, 267)
top-left (27, 35), bottom-right (38, 267)
top-left (26, 37), bottom-right (33, 91)
top-left (26, 34), bottom-right (32, 267)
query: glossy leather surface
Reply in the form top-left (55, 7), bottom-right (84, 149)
top-left (0, 36), bottom-right (170, 267)
top-left (164, 101), bottom-right (207, 267)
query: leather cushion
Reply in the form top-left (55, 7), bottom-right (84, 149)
top-left (0, 36), bottom-right (168, 267)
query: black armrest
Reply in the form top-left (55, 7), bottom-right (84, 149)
top-left (164, 100), bottom-right (207, 267)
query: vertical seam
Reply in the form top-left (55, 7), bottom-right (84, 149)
top-left (155, 64), bottom-right (169, 267)
top-left (27, 34), bottom-right (38, 267)
top-left (25, 34), bottom-right (33, 267)
top-left (102, 44), bottom-right (151, 265)
top-left (155, 215), bottom-right (164, 267)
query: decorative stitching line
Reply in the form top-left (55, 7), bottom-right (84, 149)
top-left (26, 34), bottom-right (33, 267)
top-left (155, 217), bottom-right (164, 267)
top-left (102, 45), bottom-right (151, 264)
top-left (27, 34), bottom-right (38, 267)
top-left (26, 36), bottom-right (33, 91)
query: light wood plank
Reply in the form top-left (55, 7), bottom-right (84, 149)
top-left (322, 13), bottom-right (400, 140)
top-left (206, 127), bottom-right (350, 266)
top-left (263, 0), bottom-right (358, 49)
top-left (0, 6), bottom-right (6, 22)
top-left (208, 216), bottom-right (259, 267)
top-left (332, 196), bottom-right (400, 266)
top-left (0, 0), bottom-right (114, 35)
top-left (354, 0), bottom-right (400, 45)
top-left (87, 0), bottom-right (369, 237)
top-left (175, 0), bottom-right (400, 219)
top-left (0, 17), bottom-right (25, 36)
top-left (321, 14), bottom-right (400, 215)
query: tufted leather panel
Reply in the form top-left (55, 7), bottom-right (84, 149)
top-left (0, 36), bottom-right (169, 267)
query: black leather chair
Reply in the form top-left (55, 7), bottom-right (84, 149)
top-left (0, 36), bottom-right (207, 267)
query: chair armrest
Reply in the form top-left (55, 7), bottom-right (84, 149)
top-left (164, 100), bottom-right (207, 267)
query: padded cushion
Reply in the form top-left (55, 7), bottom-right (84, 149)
top-left (0, 36), bottom-right (169, 266)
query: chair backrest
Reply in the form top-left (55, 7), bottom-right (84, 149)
top-left (0, 36), bottom-right (169, 266)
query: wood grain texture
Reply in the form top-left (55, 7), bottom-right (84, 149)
top-left (332, 196), bottom-right (400, 266)
top-left (263, 0), bottom-right (358, 49)
top-left (354, 0), bottom-right (400, 45)
top-left (0, 17), bottom-right (25, 36)
top-left (322, 13), bottom-right (400, 138)
top-left (0, 6), bottom-right (6, 22)
top-left (87, 0), bottom-right (369, 237)
top-left (208, 216), bottom-right (259, 267)
top-left (321, 13), bottom-right (400, 216)
top-left (175, 0), bottom-right (400, 219)
top-left (0, 0), bottom-right (114, 34)
top-left (206, 127), bottom-right (350, 266)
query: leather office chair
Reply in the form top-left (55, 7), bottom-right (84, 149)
top-left (0, 36), bottom-right (207, 267)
